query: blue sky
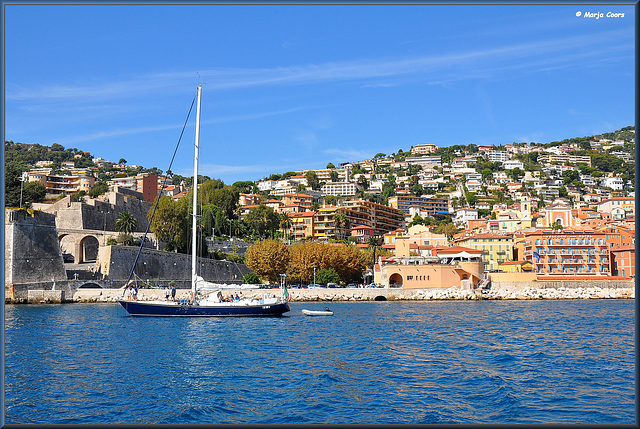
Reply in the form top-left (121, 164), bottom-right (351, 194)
top-left (4, 2), bottom-right (635, 185)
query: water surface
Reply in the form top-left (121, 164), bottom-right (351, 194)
top-left (4, 300), bottom-right (635, 424)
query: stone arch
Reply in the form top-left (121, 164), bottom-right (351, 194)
top-left (78, 282), bottom-right (102, 289)
top-left (79, 235), bottom-right (100, 263)
top-left (374, 295), bottom-right (387, 301)
top-left (59, 233), bottom-right (76, 263)
top-left (388, 273), bottom-right (403, 287)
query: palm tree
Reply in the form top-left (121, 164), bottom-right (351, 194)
top-left (333, 213), bottom-right (350, 240)
top-left (115, 211), bottom-right (138, 234)
top-left (279, 213), bottom-right (292, 239)
top-left (367, 235), bottom-right (381, 268)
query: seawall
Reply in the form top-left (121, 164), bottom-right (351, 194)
top-left (10, 283), bottom-right (631, 304)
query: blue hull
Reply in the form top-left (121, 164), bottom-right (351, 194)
top-left (118, 300), bottom-right (290, 317)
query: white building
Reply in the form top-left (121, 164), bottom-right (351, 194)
top-left (485, 150), bottom-right (509, 163)
top-left (257, 180), bottom-right (277, 191)
top-left (321, 182), bottom-right (357, 196)
top-left (602, 176), bottom-right (624, 191)
top-left (453, 208), bottom-right (478, 227)
top-left (503, 159), bottom-right (524, 170)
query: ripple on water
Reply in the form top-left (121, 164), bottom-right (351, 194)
top-left (3, 300), bottom-right (635, 424)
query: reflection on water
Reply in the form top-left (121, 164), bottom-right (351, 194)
top-left (5, 300), bottom-right (635, 424)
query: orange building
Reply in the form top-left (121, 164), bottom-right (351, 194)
top-left (599, 225), bottom-right (634, 249)
top-left (609, 245), bottom-right (635, 278)
top-left (523, 229), bottom-right (610, 277)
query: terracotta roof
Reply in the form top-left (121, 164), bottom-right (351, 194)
top-left (433, 246), bottom-right (482, 254)
top-left (351, 225), bottom-right (375, 231)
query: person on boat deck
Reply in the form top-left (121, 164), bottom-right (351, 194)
top-left (217, 291), bottom-right (223, 302)
top-left (170, 282), bottom-right (176, 301)
top-left (165, 286), bottom-right (171, 301)
top-left (131, 286), bottom-right (138, 301)
top-left (325, 307), bottom-right (330, 312)
top-left (234, 293), bottom-right (239, 301)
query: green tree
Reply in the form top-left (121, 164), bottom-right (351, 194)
top-left (316, 268), bottom-right (340, 285)
top-left (434, 222), bottom-right (459, 241)
top-left (202, 204), bottom-right (227, 238)
top-left (118, 158), bottom-right (127, 165)
top-left (326, 162), bottom-right (336, 169)
top-left (356, 175), bottom-right (369, 190)
top-left (149, 195), bottom-right (190, 252)
top-left (305, 171), bottom-right (321, 190)
top-left (199, 179), bottom-right (239, 219)
top-left (115, 211), bottom-right (138, 234)
top-left (22, 181), bottom-right (46, 207)
top-left (509, 167), bottom-right (524, 182)
top-left (244, 204), bottom-right (280, 239)
top-left (88, 181), bottom-right (109, 198)
top-left (242, 273), bottom-right (262, 284)
top-left (333, 213), bottom-right (351, 240)
top-left (329, 170), bottom-right (339, 182)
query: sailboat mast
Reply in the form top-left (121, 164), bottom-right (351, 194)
top-left (191, 85), bottom-right (202, 299)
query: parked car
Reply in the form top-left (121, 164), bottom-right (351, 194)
top-left (346, 284), bottom-right (357, 288)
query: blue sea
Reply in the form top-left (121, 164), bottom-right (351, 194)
top-left (4, 299), bottom-right (635, 424)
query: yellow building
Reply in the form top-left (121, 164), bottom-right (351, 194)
top-left (411, 144), bottom-right (438, 155)
top-left (313, 205), bottom-right (339, 241)
top-left (286, 211), bottom-right (315, 241)
top-left (452, 233), bottom-right (514, 271)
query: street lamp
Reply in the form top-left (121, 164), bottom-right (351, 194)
top-left (101, 210), bottom-right (109, 246)
top-left (19, 172), bottom-right (28, 208)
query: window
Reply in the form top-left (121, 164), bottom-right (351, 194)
top-left (407, 276), bottom-right (414, 280)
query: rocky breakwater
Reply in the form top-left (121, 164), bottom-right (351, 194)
top-left (485, 285), bottom-right (635, 300)
top-left (65, 284), bottom-right (635, 303)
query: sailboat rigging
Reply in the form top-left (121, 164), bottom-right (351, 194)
top-left (118, 85), bottom-right (290, 317)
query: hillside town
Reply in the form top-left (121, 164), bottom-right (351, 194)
top-left (4, 126), bottom-right (636, 289)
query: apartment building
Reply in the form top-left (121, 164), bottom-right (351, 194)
top-left (282, 193), bottom-right (313, 209)
top-left (410, 144), bottom-right (438, 155)
top-left (387, 195), bottom-right (449, 216)
top-left (342, 199), bottom-right (405, 237)
top-left (108, 173), bottom-right (158, 203)
top-left (503, 159), bottom-right (524, 170)
top-left (238, 193), bottom-right (262, 206)
top-left (285, 211), bottom-right (315, 241)
top-left (452, 233), bottom-right (514, 271)
top-left (321, 181), bottom-right (357, 196)
top-left (405, 156), bottom-right (442, 166)
top-left (595, 197), bottom-right (635, 218)
top-left (485, 150), bottom-right (509, 163)
top-left (313, 205), bottom-right (340, 241)
top-left (523, 229), bottom-right (610, 276)
top-left (609, 245), bottom-right (635, 278)
top-left (537, 154), bottom-right (592, 167)
top-left (28, 170), bottom-right (95, 196)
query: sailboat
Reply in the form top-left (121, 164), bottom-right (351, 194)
top-left (118, 85), bottom-right (290, 317)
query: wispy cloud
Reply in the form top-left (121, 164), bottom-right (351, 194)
top-left (6, 28), bottom-right (632, 103)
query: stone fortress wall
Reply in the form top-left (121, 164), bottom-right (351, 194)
top-left (4, 209), bottom-right (67, 285)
